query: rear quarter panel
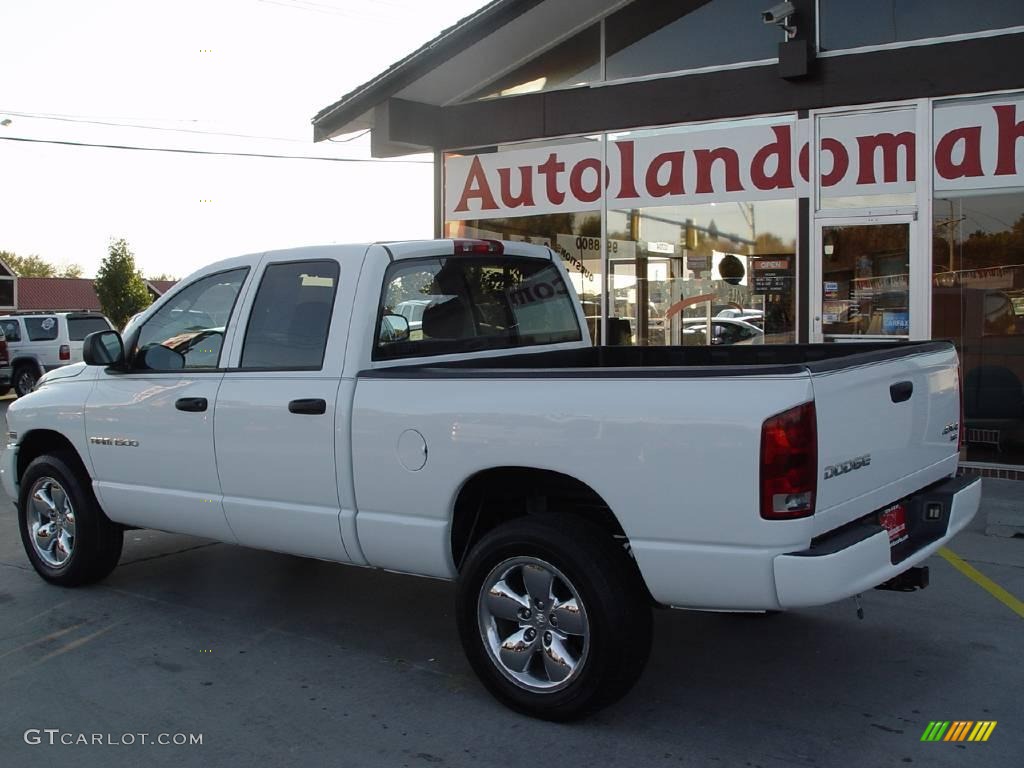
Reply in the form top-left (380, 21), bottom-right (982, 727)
top-left (350, 372), bottom-right (815, 606)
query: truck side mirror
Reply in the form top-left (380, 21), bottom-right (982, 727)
top-left (82, 330), bottom-right (125, 366)
top-left (379, 313), bottom-right (410, 343)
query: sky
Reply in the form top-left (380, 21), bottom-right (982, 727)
top-left (0, 0), bottom-right (486, 278)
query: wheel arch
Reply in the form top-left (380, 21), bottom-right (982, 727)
top-left (449, 466), bottom-right (651, 600)
top-left (17, 429), bottom-right (89, 484)
top-left (11, 356), bottom-right (44, 375)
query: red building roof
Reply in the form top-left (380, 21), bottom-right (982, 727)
top-left (17, 277), bottom-right (102, 312)
top-left (149, 280), bottom-right (177, 295)
top-left (13, 277), bottom-right (179, 313)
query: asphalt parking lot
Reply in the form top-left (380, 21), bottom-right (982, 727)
top-left (0, 398), bottom-right (1021, 768)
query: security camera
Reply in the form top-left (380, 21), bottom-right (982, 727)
top-left (761, 2), bottom-right (795, 24)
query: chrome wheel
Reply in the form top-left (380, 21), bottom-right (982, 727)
top-left (26, 477), bottom-right (76, 568)
top-left (477, 556), bottom-right (589, 693)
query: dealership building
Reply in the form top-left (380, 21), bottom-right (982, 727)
top-left (314, 0), bottom-right (1024, 473)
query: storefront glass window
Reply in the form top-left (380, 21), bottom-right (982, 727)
top-left (933, 191), bottom-right (1024, 465)
top-left (932, 92), bottom-right (1024, 465)
top-left (607, 199), bottom-right (797, 346)
top-left (820, 0), bottom-right (1024, 51)
top-left (471, 24), bottom-right (600, 99)
top-left (604, 0), bottom-right (780, 80)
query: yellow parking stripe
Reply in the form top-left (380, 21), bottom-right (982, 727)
top-left (939, 548), bottom-right (1024, 620)
top-left (981, 721), bottom-right (997, 741)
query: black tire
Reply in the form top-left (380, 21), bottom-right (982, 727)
top-left (13, 365), bottom-right (39, 397)
top-left (18, 452), bottom-right (123, 586)
top-left (456, 515), bottom-right (652, 721)
top-left (0, 385), bottom-right (10, 397)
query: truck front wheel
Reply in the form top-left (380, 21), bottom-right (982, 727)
top-left (456, 516), bottom-right (651, 721)
top-left (18, 452), bottom-right (123, 586)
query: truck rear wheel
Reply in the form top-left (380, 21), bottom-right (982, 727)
top-left (456, 516), bottom-right (651, 721)
top-left (18, 452), bottom-right (123, 586)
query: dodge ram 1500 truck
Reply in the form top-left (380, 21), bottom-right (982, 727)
top-left (2, 239), bottom-right (981, 720)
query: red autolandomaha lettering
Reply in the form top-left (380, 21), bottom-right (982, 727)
top-left (993, 104), bottom-right (1024, 176)
top-left (856, 131), bottom-right (916, 184)
top-left (820, 137), bottom-right (849, 187)
top-left (935, 126), bottom-right (984, 180)
top-left (453, 155), bottom-right (498, 212)
top-left (614, 140), bottom-right (640, 199)
top-left (645, 151), bottom-right (685, 197)
top-left (497, 165), bottom-right (535, 208)
top-left (751, 125), bottom-right (794, 190)
top-left (798, 141), bottom-right (810, 183)
top-left (693, 147), bottom-right (744, 194)
top-left (569, 157), bottom-right (603, 203)
top-left (538, 153), bottom-right (567, 205)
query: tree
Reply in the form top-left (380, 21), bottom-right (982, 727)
top-left (59, 263), bottom-right (84, 278)
top-left (147, 272), bottom-right (178, 282)
top-left (0, 250), bottom-right (85, 278)
top-left (94, 238), bottom-right (152, 329)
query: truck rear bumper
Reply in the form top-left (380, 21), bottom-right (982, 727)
top-left (773, 475), bottom-right (981, 609)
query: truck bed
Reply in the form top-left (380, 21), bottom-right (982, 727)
top-left (360, 341), bottom-right (954, 378)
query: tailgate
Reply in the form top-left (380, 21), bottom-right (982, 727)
top-left (810, 343), bottom-right (961, 534)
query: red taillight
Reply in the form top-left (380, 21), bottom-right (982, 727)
top-left (760, 401), bottom-right (817, 520)
top-left (59, 344), bottom-right (71, 361)
top-left (453, 239), bottom-right (504, 255)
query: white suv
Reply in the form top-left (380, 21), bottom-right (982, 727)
top-left (0, 313), bottom-right (113, 397)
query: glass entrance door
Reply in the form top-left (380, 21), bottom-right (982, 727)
top-left (813, 216), bottom-right (916, 342)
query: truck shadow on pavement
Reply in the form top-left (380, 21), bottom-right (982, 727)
top-left (101, 533), bottom-right (966, 734)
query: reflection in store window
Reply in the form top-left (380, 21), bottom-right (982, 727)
top-left (606, 200), bottom-right (797, 346)
top-left (819, 0), bottom-right (1024, 51)
top-left (821, 223), bottom-right (910, 338)
top-left (933, 191), bottom-right (1024, 466)
top-left (605, 0), bottom-right (780, 80)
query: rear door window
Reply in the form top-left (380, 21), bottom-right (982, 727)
top-left (240, 260), bottom-right (340, 370)
top-left (375, 256), bottom-right (582, 360)
top-left (67, 315), bottom-right (113, 341)
top-left (25, 317), bottom-right (58, 341)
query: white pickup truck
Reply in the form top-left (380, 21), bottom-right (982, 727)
top-left (2, 239), bottom-right (980, 720)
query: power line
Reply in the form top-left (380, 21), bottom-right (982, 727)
top-left (0, 109), bottom-right (346, 145)
top-left (0, 135), bottom-right (430, 163)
